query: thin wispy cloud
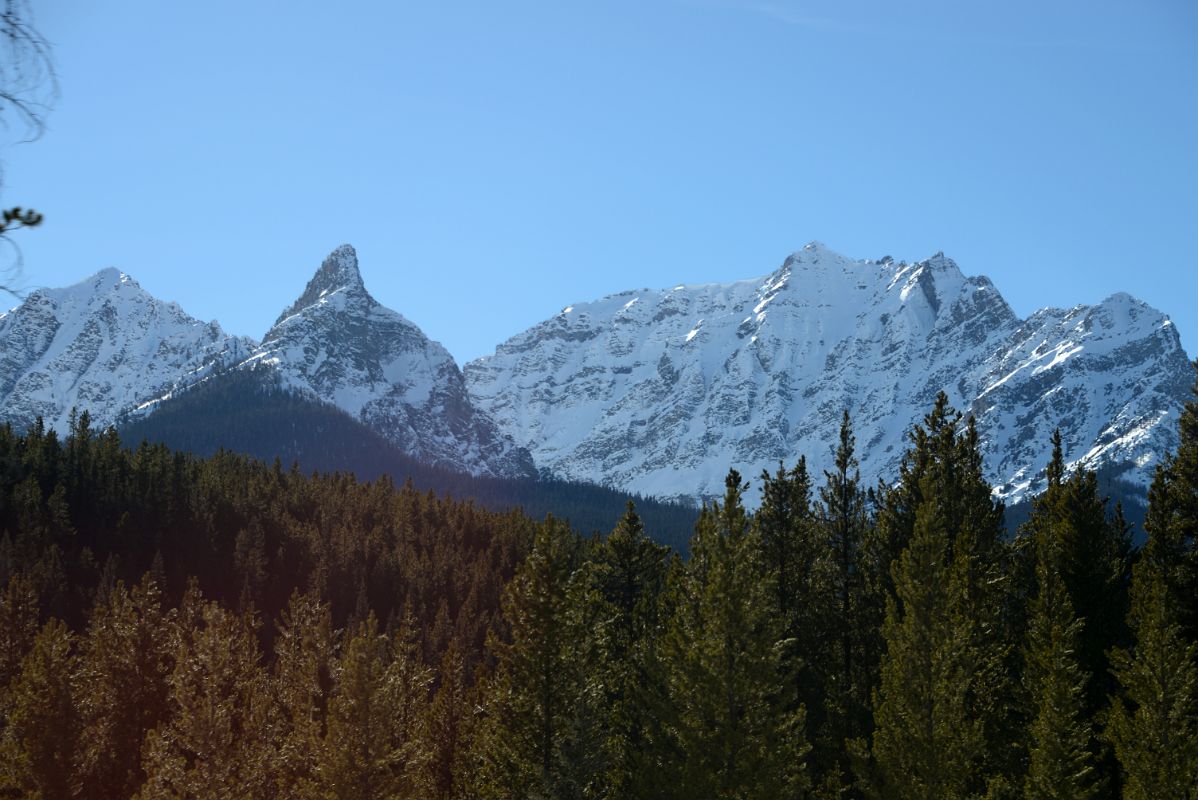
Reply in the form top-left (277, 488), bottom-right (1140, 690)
top-left (674, 0), bottom-right (1182, 56)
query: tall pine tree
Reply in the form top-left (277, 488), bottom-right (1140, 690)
top-left (657, 470), bottom-right (811, 800)
top-left (0, 618), bottom-right (76, 800)
top-left (1107, 362), bottom-right (1198, 800)
top-left (136, 588), bottom-right (279, 800)
top-left (863, 395), bottom-right (1014, 798)
top-left (1106, 561), bottom-right (1198, 799)
top-left (424, 640), bottom-right (474, 800)
top-left (470, 516), bottom-right (589, 800)
top-left (1023, 539), bottom-right (1100, 800)
top-left (318, 612), bottom-right (431, 800)
top-left (273, 589), bottom-right (337, 799)
top-left (72, 573), bottom-right (174, 800)
top-left (587, 501), bottom-right (671, 800)
top-left (1021, 430), bottom-right (1129, 796)
top-left (814, 411), bottom-right (872, 792)
top-left (1143, 359), bottom-right (1198, 642)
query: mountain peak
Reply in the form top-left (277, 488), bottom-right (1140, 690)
top-left (80, 266), bottom-right (139, 294)
top-left (0, 266), bottom-right (253, 434)
top-left (308, 244), bottom-right (363, 293)
top-left (243, 245), bottom-right (535, 478)
top-left (919, 250), bottom-right (961, 272)
top-left (273, 244), bottom-right (368, 329)
top-left (466, 241), bottom-right (1189, 508)
top-left (92, 266), bottom-right (127, 286)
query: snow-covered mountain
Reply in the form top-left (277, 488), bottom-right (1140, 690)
top-left (465, 242), bottom-right (1191, 505)
top-left (0, 246), bottom-right (533, 480)
top-left (0, 268), bottom-right (253, 432)
top-left (5, 241), bottom-right (1187, 501)
top-left (234, 245), bottom-right (534, 478)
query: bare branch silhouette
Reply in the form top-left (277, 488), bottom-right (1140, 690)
top-left (0, 0), bottom-right (56, 298)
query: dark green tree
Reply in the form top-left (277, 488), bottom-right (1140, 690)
top-left (862, 396), bottom-right (1014, 798)
top-left (1107, 365), bottom-right (1198, 800)
top-left (757, 456), bottom-right (816, 629)
top-left (657, 470), bottom-right (811, 800)
top-left (1143, 359), bottom-right (1198, 642)
top-left (586, 501), bottom-right (671, 800)
top-left (471, 516), bottom-right (588, 800)
top-left (813, 411), bottom-right (872, 792)
top-left (1106, 562), bottom-right (1198, 799)
top-left (1024, 430), bottom-right (1131, 716)
top-left (1023, 542), bottom-right (1100, 800)
top-left (1021, 430), bottom-right (1130, 795)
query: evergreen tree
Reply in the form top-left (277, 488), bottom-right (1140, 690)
top-left (1021, 431), bottom-right (1130, 796)
top-left (0, 573), bottom-right (39, 696)
top-left (72, 573), bottom-right (174, 800)
top-left (864, 396), bottom-right (1014, 798)
top-left (757, 456), bottom-right (829, 786)
top-left (318, 612), bottom-right (432, 800)
top-left (814, 411), bottom-right (872, 792)
top-left (471, 516), bottom-right (589, 800)
top-left (1026, 430), bottom-right (1131, 714)
top-left (1106, 562), bottom-right (1198, 798)
top-left (757, 457), bottom-right (816, 628)
top-left (273, 590), bottom-right (337, 798)
top-left (868, 494), bottom-right (986, 800)
top-left (1143, 359), bottom-right (1198, 642)
top-left (136, 589), bottom-right (279, 800)
top-left (1023, 545), bottom-right (1100, 800)
top-left (424, 640), bottom-right (473, 800)
top-left (658, 470), bottom-right (811, 800)
top-left (0, 618), bottom-right (77, 800)
top-left (586, 501), bottom-right (671, 800)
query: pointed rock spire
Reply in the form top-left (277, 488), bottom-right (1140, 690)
top-left (273, 244), bottom-right (368, 327)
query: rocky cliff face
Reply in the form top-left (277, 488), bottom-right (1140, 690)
top-left (239, 245), bottom-right (535, 478)
top-left (465, 242), bottom-right (1189, 504)
top-left (0, 268), bottom-right (252, 432)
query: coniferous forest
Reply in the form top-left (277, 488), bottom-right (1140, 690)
top-left (2, 365), bottom-right (1197, 800)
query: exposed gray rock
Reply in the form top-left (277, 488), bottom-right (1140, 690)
top-left (465, 242), bottom-right (1190, 505)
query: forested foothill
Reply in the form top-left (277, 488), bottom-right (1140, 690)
top-left (117, 366), bottom-right (699, 552)
top-left (2, 364), bottom-right (1197, 799)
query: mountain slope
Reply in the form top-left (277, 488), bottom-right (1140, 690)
top-left (465, 242), bottom-right (1189, 504)
top-left (119, 365), bottom-right (697, 550)
top-left (0, 268), bottom-right (253, 432)
top-left (235, 245), bottom-right (534, 479)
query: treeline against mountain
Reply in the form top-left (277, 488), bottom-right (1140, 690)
top-left (118, 367), bottom-right (697, 551)
top-left (4, 370), bottom-right (1198, 798)
top-left (1004, 462), bottom-right (1149, 544)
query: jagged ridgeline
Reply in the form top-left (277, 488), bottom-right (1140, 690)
top-left (467, 243), bottom-right (1190, 507)
top-left (1, 241), bottom-right (1190, 525)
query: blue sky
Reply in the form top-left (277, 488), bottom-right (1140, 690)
top-left (5, 0), bottom-right (1196, 362)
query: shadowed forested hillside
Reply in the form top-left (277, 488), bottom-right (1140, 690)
top-left (118, 366), bottom-right (698, 552)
